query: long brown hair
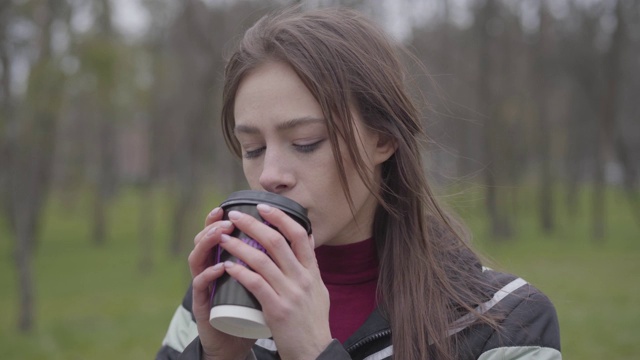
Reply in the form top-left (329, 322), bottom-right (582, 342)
top-left (221, 7), bottom-right (495, 360)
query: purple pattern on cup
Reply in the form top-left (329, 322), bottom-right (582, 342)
top-left (236, 236), bottom-right (267, 267)
top-left (209, 234), bottom-right (267, 303)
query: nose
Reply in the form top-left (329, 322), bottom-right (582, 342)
top-left (258, 148), bottom-right (295, 193)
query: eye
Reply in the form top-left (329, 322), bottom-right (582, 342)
top-left (243, 146), bottom-right (265, 159)
top-left (293, 139), bottom-right (325, 154)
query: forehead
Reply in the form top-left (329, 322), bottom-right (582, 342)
top-left (233, 61), bottom-right (324, 129)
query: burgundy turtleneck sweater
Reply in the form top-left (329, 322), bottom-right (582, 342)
top-left (314, 238), bottom-right (379, 344)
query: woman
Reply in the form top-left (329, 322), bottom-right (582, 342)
top-left (157, 7), bottom-right (561, 360)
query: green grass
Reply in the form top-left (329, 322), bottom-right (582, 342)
top-left (0, 187), bottom-right (222, 359)
top-left (1, 185), bottom-right (638, 359)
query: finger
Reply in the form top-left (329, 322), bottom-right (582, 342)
top-left (218, 233), bottom-right (291, 291)
top-left (195, 212), bottom-right (229, 246)
top-left (256, 204), bottom-right (316, 269)
top-left (204, 207), bottom-right (223, 227)
top-left (194, 224), bottom-right (214, 246)
top-left (227, 210), bottom-right (300, 274)
top-left (192, 220), bottom-right (233, 253)
top-left (222, 260), bottom-right (281, 311)
top-left (189, 221), bottom-right (233, 277)
top-left (192, 263), bottom-right (226, 320)
top-left (194, 207), bottom-right (224, 246)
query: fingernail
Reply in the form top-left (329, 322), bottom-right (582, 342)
top-left (208, 207), bottom-right (221, 218)
top-left (220, 234), bottom-right (231, 243)
top-left (257, 203), bottom-right (273, 213)
top-left (228, 211), bottom-right (242, 220)
top-left (206, 227), bottom-right (218, 237)
top-left (223, 261), bottom-right (235, 268)
top-left (212, 262), bottom-right (224, 271)
top-left (220, 221), bottom-right (232, 229)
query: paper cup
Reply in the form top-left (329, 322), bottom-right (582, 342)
top-left (209, 191), bottom-right (311, 339)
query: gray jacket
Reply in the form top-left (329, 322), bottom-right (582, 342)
top-left (156, 269), bottom-right (561, 360)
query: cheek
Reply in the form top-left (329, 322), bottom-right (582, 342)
top-left (242, 162), bottom-right (262, 189)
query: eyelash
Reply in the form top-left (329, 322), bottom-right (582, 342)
top-left (243, 147), bottom-right (265, 159)
top-left (295, 140), bottom-right (324, 153)
top-left (242, 140), bottom-right (324, 159)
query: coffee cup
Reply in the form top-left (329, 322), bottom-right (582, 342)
top-left (209, 190), bottom-right (312, 339)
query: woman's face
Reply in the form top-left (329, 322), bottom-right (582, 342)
top-left (233, 61), bottom-right (392, 246)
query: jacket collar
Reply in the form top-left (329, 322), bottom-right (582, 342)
top-left (343, 307), bottom-right (390, 351)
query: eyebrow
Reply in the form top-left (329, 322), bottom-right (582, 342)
top-left (234, 116), bottom-right (326, 135)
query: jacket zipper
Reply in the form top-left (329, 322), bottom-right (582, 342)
top-left (346, 329), bottom-right (392, 355)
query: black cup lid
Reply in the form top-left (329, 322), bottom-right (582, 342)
top-left (220, 190), bottom-right (311, 234)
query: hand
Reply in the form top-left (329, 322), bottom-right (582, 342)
top-left (218, 204), bottom-right (332, 360)
top-left (188, 207), bottom-right (255, 360)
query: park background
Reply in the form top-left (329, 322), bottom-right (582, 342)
top-left (1, 0), bottom-right (639, 359)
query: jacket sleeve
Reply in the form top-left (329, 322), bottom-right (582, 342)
top-left (156, 287), bottom-right (349, 360)
top-left (252, 338), bottom-right (351, 360)
top-left (156, 284), bottom-right (258, 360)
top-left (315, 340), bottom-right (352, 360)
top-left (156, 286), bottom-right (199, 360)
top-left (478, 285), bottom-right (562, 360)
top-left (178, 336), bottom-right (204, 359)
top-left (177, 336), bottom-right (257, 360)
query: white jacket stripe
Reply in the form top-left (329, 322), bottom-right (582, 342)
top-left (448, 277), bottom-right (528, 336)
top-left (478, 346), bottom-right (562, 360)
top-left (161, 305), bottom-right (199, 352)
top-left (362, 345), bottom-right (393, 360)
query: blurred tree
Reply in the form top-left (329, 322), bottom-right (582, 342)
top-left (475, 0), bottom-right (514, 239)
top-left (87, 0), bottom-right (118, 246)
top-left (614, 0), bottom-right (640, 224)
top-left (1, 0), bottom-right (67, 332)
top-left (161, 0), bottom-right (259, 256)
top-left (135, 0), bottom-right (178, 273)
top-left (0, 1), bottom-right (13, 207)
top-left (163, 0), bottom-right (216, 257)
top-left (536, 0), bottom-right (555, 233)
top-left (593, 0), bottom-right (624, 241)
top-left (561, 0), bottom-right (602, 218)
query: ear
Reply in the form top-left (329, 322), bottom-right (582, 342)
top-left (372, 133), bottom-right (397, 165)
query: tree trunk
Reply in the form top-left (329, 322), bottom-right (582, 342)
top-left (537, 1), bottom-right (554, 233)
top-left (138, 183), bottom-right (154, 273)
top-left (565, 87), bottom-right (584, 221)
top-left (16, 215), bottom-right (35, 332)
top-left (477, 0), bottom-right (512, 239)
top-left (5, 0), bottom-right (61, 333)
top-left (93, 184), bottom-right (107, 246)
top-left (91, 0), bottom-right (117, 246)
top-left (92, 113), bottom-right (117, 246)
top-left (593, 0), bottom-right (624, 242)
top-left (0, 4), bottom-right (13, 225)
top-left (614, 134), bottom-right (640, 226)
top-left (170, 178), bottom-right (198, 257)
